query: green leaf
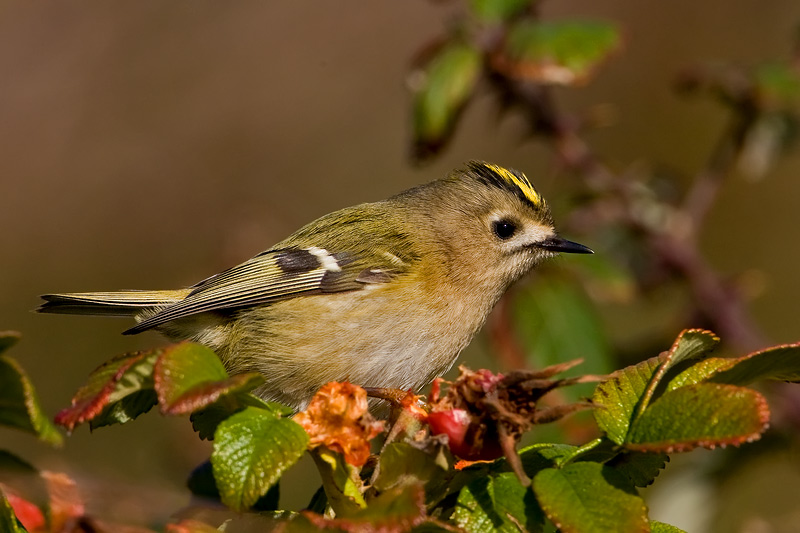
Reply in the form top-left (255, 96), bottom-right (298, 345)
top-left (454, 472), bottom-right (544, 533)
top-left (299, 484), bottom-right (430, 532)
top-left (0, 450), bottom-right (37, 476)
top-left (710, 342), bottom-right (800, 385)
top-left (187, 460), bottom-right (281, 511)
top-left (665, 358), bottom-right (735, 390)
top-left (154, 342), bottom-right (260, 415)
top-left (638, 329), bottom-right (720, 415)
top-left (162, 373), bottom-right (265, 416)
top-left (754, 62), bottom-right (800, 110)
top-left (500, 20), bottom-right (621, 85)
top-left (310, 447), bottom-right (367, 517)
top-left (191, 394), bottom-right (292, 441)
top-left (0, 355), bottom-right (63, 446)
top-left (592, 329), bottom-right (720, 445)
top-left (533, 462), bottom-right (649, 533)
top-left (89, 389), bottom-right (158, 430)
top-left (626, 384), bottom-right (770, 452)
top-left (607, 452), bottom-right (669, 487)
top-left (661, 329), bottom-right (720, 369)
top-left (55, 349), bottom-right (159, 431)
top-left (0, 488), bottom-right (27, 533)
top-left (513, 276), bottom-right (613, 400)
top-left (518, 443), bottom-right (578, 475)
top-left (412, 41), bottom-right (481, 157)
top-left (373, 442), bottom-right (449, 493)
top-left (0, 332), bottom-right (21, 355)
top-left (469, 0), bottom-right (529, 22)
top-left (211, 406), bottom-right (308, 511)
top-left (651, 521), bottom-right (687, 533)
top-left (592, 357), bottom-right (661, 444)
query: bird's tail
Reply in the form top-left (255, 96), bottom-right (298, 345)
top-left (37, 289), bottom-right (191, 317)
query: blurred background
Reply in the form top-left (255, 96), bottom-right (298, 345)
top-left (1, 1), bottom-right (799, 531)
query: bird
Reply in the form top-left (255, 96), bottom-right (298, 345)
top-left (39, 161), bottom-right (592, 410)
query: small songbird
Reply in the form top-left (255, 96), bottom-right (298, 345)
top-left (39, 162), bottom-right (592, 410)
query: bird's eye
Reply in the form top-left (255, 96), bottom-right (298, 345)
top-left (492, 219), bottom-right (517, 240)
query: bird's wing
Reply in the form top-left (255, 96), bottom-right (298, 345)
top-left (123, 246), bottom-right (407, 335)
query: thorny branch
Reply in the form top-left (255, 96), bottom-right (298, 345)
top-left (499, 75), bottom-right (768, 353)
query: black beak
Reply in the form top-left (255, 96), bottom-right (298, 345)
top-left (537, 236), bottom-right (593, 254)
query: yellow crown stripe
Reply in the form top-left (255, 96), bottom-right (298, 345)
top-left (482, 163), bottom-right (543, 208)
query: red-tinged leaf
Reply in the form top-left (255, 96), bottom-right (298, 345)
top-left (607, 452), bottom-right (669, 488)
top-left (0, 331), bottom-right (21, 355)
top-left (42, 471), bottom-right (84, 532)
top-left (495, 20), bottom-right (621, 85)
top-left (661, 329), bottom-right (720, 368)
top-left (0, 354), bottom-right (63, 446)
top-left (664, 357), bottom-right (734, 390)
top-left (161, 373), bottom-right (264, 415)
top-left (626, 384), bottom-right (770, 452)
top-left (638, 329), bottom-right (720, 416)
top-left (533, 462), bottom-right (649, 533)
top-left (710, 342), bottom-right (800, 386)
top-left (55, 349), bottom-right (159, 432)
top-left (592, 356), bottom-right (662, 445)
top-left (2, 487), bottom-right (45, 532)
top-left (153, 342), bottom-right (233, 414)
top-left (593, 330), bottom-right (721, 446)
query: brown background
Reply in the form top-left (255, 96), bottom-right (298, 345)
top-left (1, 2), bottom-right (799, 530)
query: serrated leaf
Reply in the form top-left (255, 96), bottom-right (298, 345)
top-left (662, 329), bottom-right (720, 368)
top-left (412, 41), bottom-right (481, 158)
top-left (211, 406), bottom-right (308, 511)
top-left (0, 355), bottom-right (62, 446)
top-left (454, 472), bottom-right (544, 533)
top-left (518, 443), bottom-right (577, 475)
top-left (592, 330), bottom-right (720, 445)
top-left (512, 276), bottom-right (613, 400)
top-left (154, 342), bottom-right (247, 414)
top-left (55, 349), bottom-right (159, 431)
top-left (469, 0), bottom-right (529, 22)
top-left (626, 384), bottom-right (769, 452)
top-left (665, 357), bottom-right (735, 390)
top-left (0, 488), bottom-right (28, 533)
top-left (709, 342), bottom-right (800, 385)
top-left (187, 460), bottom-right (281, 512)
top-left (163, 373), bottom-right (264, 416)
top-left (0, 332), bottom-right (21, 355)
top-left (592, 357), bottom-right (662, 444)
top-left (651, 521), bottom-right (687, 533)
top-left (638, 329), bottom-right (720, 415)
top-left (373, 442), bottom-right (449, 493)
top-left (90, 389), bottom-right (158, 430)
top-left (607, 452), bottom-right (669, 487)
top-left (498, 20), bottom-right (621, 85)
top-left (533, 462), bottom-right (648, 533)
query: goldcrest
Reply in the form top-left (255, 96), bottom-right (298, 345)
top-left (39, 162), bottom-right (592, 410)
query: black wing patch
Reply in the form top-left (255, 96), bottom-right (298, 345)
top-left (123, 247), bottom-right (382, 335)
